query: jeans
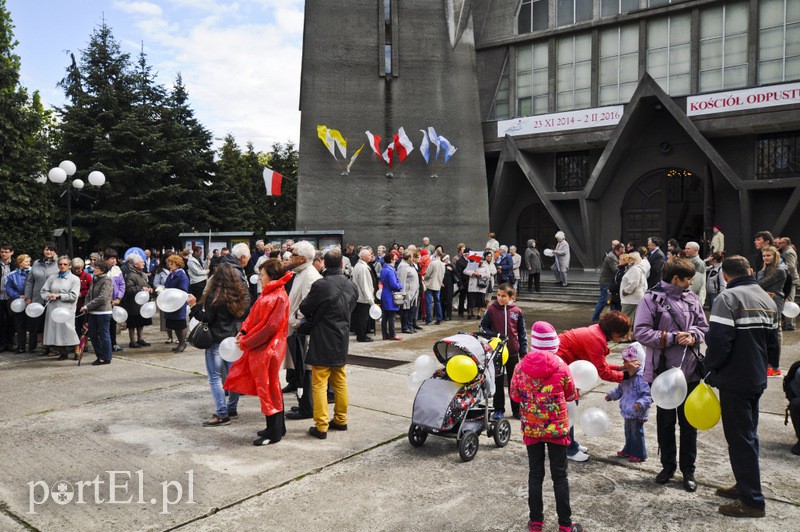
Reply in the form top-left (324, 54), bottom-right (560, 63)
top-left (592, 284), bottom-right (610, 321)
top-left (205, 342), bottom-right (239, 418)
top-left (382, 310), bottom-right (397, 338)
top-left (623, 418), bottom-right (647, 460)
top-left (656, 380), bottom-right (698, 474)
top-left (527, 442), bottom-right (572, 527)
top-left (88, 314), bottom-right (112, 362)
top-left (720, 389), bottom-right (765, 510)
top-left (425, 290), bottom-right (442, 323)
top-left (311, 365), bottom-right (348, 431)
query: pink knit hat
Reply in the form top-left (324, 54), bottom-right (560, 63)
top-left (530, 321), bottom-right (559, 352)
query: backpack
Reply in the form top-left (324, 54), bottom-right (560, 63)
top-left (784, 360), bottom-right (800, 426)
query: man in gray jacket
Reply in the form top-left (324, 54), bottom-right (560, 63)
top-left (778, 237), bottom-right (799, 331)
top-left (592, 243), bottom-right (623, 322)
top-left (424, 250), bottom-right (445, 324)
top-left (352, 248), bottom-right (375, 342)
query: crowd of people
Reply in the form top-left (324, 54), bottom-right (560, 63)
top-left (1, 226), bottom-right (799, 531)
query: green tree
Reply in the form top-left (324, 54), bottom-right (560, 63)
top-left (0, 0), bottom-right (56, 253)
top-left (256, 141), bottom-right (297, 233)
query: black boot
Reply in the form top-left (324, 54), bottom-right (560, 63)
top-left (254, 411), bottom-right (285, 445)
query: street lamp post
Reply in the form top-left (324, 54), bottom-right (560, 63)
top-left (47, 160), bottom-right (106, 258)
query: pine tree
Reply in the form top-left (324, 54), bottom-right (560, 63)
top-left (253, 141), bottom-right (298, 234)
top-left (0, 0), bottom-right (56, 254)
top-left (207, 134), bottom-right (255, 231)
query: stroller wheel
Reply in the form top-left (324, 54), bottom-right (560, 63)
top-left (458, 431), bottom-right (479, 462)
top-left (493, 419), bottom-right (511, 448)
top-left (408, 424), bottom-right (428, 447)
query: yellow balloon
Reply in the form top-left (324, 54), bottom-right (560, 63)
top-left (684, 381), bottom-right (721, 431)
top-left (446, 355), bottom-right (478, 383)
top-left (488, 337), bottom-right (510, 365)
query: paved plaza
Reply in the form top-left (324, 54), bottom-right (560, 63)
top-left (0, 301), bottom-right (798, 531)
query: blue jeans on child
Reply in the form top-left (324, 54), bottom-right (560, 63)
top-left (88, 313), bottom-right (112, 362)
top-left (205, 342), bottom-right (239, 418)
top-left (623, 418), bottom-right (647, 460)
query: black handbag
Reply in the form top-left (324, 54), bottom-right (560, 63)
top-left (477, 277), bottom-right (487, 289)
top-left (188, 319), bottom-right (213, 349)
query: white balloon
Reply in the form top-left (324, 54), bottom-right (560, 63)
top-left (50, 307), bottom-right (73, 324)
top-left (219, 337), bottom-right (243, 362)
top-left (59, 160), bottom-right (77, 176)
top-left (249, 274), bottom-right (259, 285)
top-left (543, 248), bottom-right (554, 257)
top-left (375, 288), bottom-right (382, 299)
top-left (10, 298), bottom-right (26, 313)
top-left (566, 400), bottom-right (579, 428)
top-left (140, 302), bottom-right (157, 319)
top-left (413, 354), bottom-right (438, 377)
top-left (650, 367), bottom-right (688, 410)
top-left (369, 304), bottom-right (382, 320)
top-left (72, 178), bottom-right (85, 190)
top-left (25, 302), bottom-right (44, 318)
top-left (87, 170), bottom-right (106, 187)
top-left (112, 306), bottom-right (128, 324)
top-left (134, 291), bottom-right (150, 305)
top-left (156, 288), bottom-right (187, 313)
top-left (783, 301), bottom-right (800, 318)
top-left (579, 407), bottom-right (610, 437)
top-left (569, 360), bottom-right (599, 391)
top-left (48, 167), bottom-right (67, 184)
top-left (189, 317), bottom-right (199, 331)
top-left (407, 371), bottom-right (425, 392)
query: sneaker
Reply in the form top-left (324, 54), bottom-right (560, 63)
top-left (628, 456), bottom-right (646, 463)
top-left (718, 500), bottom-right (765, 518)
top-left (577, 444), bottom-right (588, 453)
top-left (112, 345), bottom-right (124, 352)
top-left (202, 416), bottom-right (230, 427)
top-left (616, 450), bottom-right (629, 458)
top-left (491, 411), bottom-right (504, 421)
top-left (767, 367), bottom-right (782, 377)
top-left (528, 521), bottom-right (543, 532)
top-left (715, 485), bottom-right (739, 500)
top-left (567, 451), bottom-right (589, 462)
top-left (558, 523), bottom-right (584, 532)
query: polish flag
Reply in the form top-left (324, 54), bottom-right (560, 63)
top-left (394, 127), bottom-right (414, 162)
top-left (365, 131), bottom-right (383, 159)
top-left (466, 251), bottom-right (483, 262)
top-left (263, 168), bottom-right (283, 196)
top-left (382, 141), bottom-right (395, 168)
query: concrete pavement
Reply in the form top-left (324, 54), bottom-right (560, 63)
top-left (0, 301), bottom-right (798, 531)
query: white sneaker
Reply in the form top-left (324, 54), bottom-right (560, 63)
top-left (567, 451), bottom-right (590, 462)
top-left (578, 445), bottom-right (588, 453)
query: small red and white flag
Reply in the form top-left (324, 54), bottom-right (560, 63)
top-left (394, 127), bottom-right (414, 162)
top-left (263, 168), bottom-right (283, 196)
top-left (466, 251), bottom-right (483, 262)
top-left (382, 141), bottom-right (395, 168)
top-left (365, 131), bottom-right (383, 160)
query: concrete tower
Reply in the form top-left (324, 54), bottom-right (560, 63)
top-left (296, 0), bottom-right (489, 251)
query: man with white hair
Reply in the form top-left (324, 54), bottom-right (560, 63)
top-left (219, 243), bottom-right (251, 305)
top-left (352, 248), bottom-right (376, 342)
top-left (552, 231), bottom-right (570, 287)
top-left (286, 241), bottom-right (323, 419)
top-left (421, 237), bottom-right (435, 254)
top-left (424, 249), bottom-right (445, 324)
top-left (685, 241), bottom-right (706, 304)
top-left (496, 245), bottom-right (514, 284)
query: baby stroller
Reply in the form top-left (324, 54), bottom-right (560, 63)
top-left (408, 332), bottom-right (512, 462)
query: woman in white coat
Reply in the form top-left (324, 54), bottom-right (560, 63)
top-left (41, 256), bottom-right (80, 360)
top-left (396, 251), bottom-right (420, 333)
top-left (468, 250), bottom-right (494, 319)
top-left (620, 252), bottom-right (648, 341)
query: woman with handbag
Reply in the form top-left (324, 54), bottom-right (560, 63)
top-left (467, 251), bottom-right (493, 319)
top-left (225, 259), bottom-right (293, 445)
top-left (164, 255), bottom-right (190, 352)
top-left (379, 251), bottom-right (404, 340)
top-left (188, 264), bottom-right (247, 427)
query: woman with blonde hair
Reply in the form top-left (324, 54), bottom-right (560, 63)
top-left (164, 254), bottom-right (190, 352)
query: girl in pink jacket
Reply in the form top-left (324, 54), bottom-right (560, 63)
top-left (510, 321), bottom-right (583, 532)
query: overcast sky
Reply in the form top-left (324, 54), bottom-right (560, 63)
top-left (7, 0), bottom-right (303, 153)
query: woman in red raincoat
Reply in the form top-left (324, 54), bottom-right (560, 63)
top-left (225, 259), bottom-right (292, 446)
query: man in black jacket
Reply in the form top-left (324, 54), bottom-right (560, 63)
top-left (705, 256), bottom-right (779, 519)
top-left (298, 250), bottom-right (358, 439)
top-left (646, 236), bottom-right (666, 289)
top-left (454, 244), bottom-right (469, 317)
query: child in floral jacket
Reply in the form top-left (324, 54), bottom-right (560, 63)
top-left (510, 321), bottom-right (583, 532)
top-left (605, 342), bottom-right (652, 462)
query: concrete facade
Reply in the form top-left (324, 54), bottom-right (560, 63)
top-left (296, 1), bottom-right (490, 252)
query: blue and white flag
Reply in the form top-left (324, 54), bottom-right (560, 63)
top-left (438, 135), bottom-right (458, 163)
top-left (428, 126), bottom-right (441, 160)
top-left (419, 129), bottom-right (430, 163)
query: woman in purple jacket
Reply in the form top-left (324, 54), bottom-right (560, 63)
top-left (164, 255), bottom-right (190, 352)
top-left (634, 258), bottom-right (708, 492)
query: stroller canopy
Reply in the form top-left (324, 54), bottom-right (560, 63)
top-left (433, 334), bottom-right (489, 366)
